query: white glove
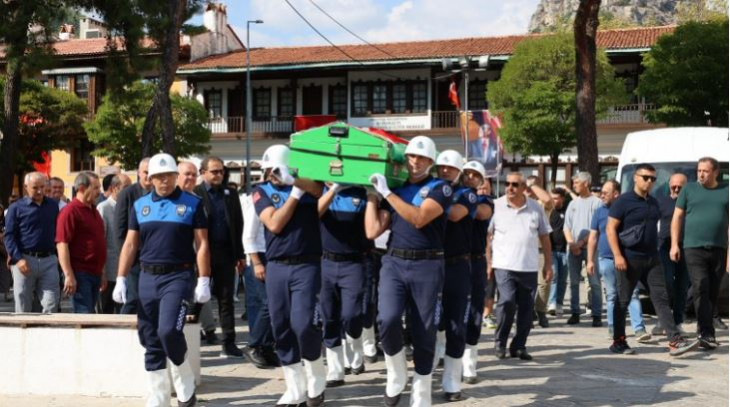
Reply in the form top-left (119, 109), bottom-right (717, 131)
top-left (369, 174), bottom-right (392, 199)
top-left (290, 186), bottom-right (305, 200)
top-left (273, 165), bottom-right (296, 186)
top-left (194, 277), bottom-right (211, 303)
top-left (112, 276), bottom-right (127, 304)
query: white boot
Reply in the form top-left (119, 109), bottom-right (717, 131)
top-left (278, 363), bottom-right (307, 405)
top-left (345, 334), bottom-right (364, 371)
top-left (362, 327), bottom-right (378, 358)
top-left (384, 349), bottom-right (408, 397)
top-left (442, 355), bottom-right (462, 394)
top-left (169, 358), bottom-right (196, 404)
top-left (303, 357), bottom-right (327, 400)
top-left (325, 346), bottom-right (345, 382)
top-left (409, 372), bottom-right (433, 407)
top-left (433, 330), bottom-right (446, 368)
top-left (146, 368), bottom-right (171, 407)
top-left (462, 344), bottom-right (478, 381)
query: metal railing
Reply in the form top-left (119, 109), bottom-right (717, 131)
top-left (206, 116), bottom-right (293, 134)
top-left (432, 111), bottom-right (460, 129)
top-left (597, 103), bottom-right (656, 125)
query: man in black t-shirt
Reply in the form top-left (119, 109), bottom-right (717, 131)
top-left (547, 188), bottom-right (568, 316)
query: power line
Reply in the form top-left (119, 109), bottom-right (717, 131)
top-left (306, 0), bottom-right (398, 59)
top-left (282, 0), bottom-right (405, 80)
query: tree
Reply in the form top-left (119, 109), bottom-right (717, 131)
top-left (488, 33), bottom-right (625, 186)
top-left (636, 19), bottom-right (729, 127)
top-left (574, 0), bottom-right (602, 182)
top-left (85, 81), bottom-right (211, 169)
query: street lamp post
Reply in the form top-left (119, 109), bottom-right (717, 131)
top-left (245, 19), bottom-right (263, 194)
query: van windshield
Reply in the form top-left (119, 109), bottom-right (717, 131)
top-left (620, 162), bottom-right (730, 197)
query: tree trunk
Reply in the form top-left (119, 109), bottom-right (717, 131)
top-left (140, 0), bottom-right (185, 157)
top-left (0, 59), bottom-right (24, 206)
top-left (549, 151), bottom-right (560, 189)
top-left (574, 0), bottom-right (601, 182)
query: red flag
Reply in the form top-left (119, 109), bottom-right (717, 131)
top-left (448, 77), bottom-right (460, 110)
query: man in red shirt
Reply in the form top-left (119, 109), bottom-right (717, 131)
top-left (56, 171), bottom-right (107, 313)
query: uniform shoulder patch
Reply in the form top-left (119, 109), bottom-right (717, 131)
top-left (252, 191), bottom-right (261, 204)
top-left (419, 186), bottom-right (430, 198)
top-left (271, 193), bottom-right (281, 204)
top-left (468, 192), bottom-right (477, 203)
top-left (442, 184), bottom-right (453, 197)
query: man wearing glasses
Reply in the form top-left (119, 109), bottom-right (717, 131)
top-left (606, 164), bottom-right (699, 356)
top-left (487, 172), bottom-right (553, 361)
top-left (657, 173), bottom-right (689, 335)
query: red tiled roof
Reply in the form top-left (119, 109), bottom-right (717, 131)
top-left (179, 25), bottom-right (676, 71)
top-left (0, 37), bottom-right (159, 59)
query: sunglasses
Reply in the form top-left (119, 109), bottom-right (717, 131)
top-left (207, 169), bottom-right (224, 175)
top-left (670, 185), bottom-right (682, 191)
top-left (637, 174), bottom-right (657, 182)
top-left (505, 182), bottom-right (522, 188)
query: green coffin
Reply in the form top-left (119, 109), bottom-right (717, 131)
top-left (289, 122), bottom-right (409, 188)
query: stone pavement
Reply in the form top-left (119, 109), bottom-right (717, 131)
top-left (0, 296), bottom-right (727, 406)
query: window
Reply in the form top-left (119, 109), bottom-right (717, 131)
top-left (329, 85), bottom-right (347, 119)
top-left (468, 80), bottom-right (488, 110)
top-left (278, 87), bottom-right (294, 118)
top-left (253, 88), bottom-right (271, 119)
top-left (352, 84), bottom-right (368, 116)
top-left (392, 83), bottom-right (407, 113)
top-left (412, 82), bottom-right (427, 113)
top-left (75, 74), bottom-right (90, 100)
top-left (55, 75), bottom-right (70, 92)
top-left (72, 138), bottom-right (95, 172)
top-left (372, 83), bottom-right (388, 114)
top-left (206, 90), bottom-right (222, 118)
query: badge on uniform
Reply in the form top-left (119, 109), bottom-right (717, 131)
top-left (142, 206), bottom-right (151, 216)
top-left (224, 189), bottom-right (230, 196)
top-left (271, 193), bottom-right (281, 204)
top-left (419, 187), bottom-right (429, 198)
top-left (442, 184), bottom-right (453, 197)
top-left (176, 204), bottom-right (187, 217)
top-left (352, 197), bottom-right (362, 206)
top-left (468, 192), bottom-right (477, 203)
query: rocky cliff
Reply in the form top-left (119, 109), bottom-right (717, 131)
top-left (528, 0), bottom-right (681, 32)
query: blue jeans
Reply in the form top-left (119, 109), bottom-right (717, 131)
top-left (244, 265), bottom-right (265, 332)
top-left (72, 271), bottom-right (101, 314)
top-left (659, 242), bottom-right (689, 326)
top-left (598, 258), bottom-right (645, 332)
top-left (548, 251), bottom-right (569, 306)
top-left (568, 249), bottom-right (602, 317)
top-left (120, 263), bottom-right (140, 314)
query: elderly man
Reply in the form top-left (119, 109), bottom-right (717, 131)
top-left (56, 172), bottom-right (106, 314)
top-left (4, 172), bottom-right (60, 313)
top-left (97, 174), bottom-right (131, 314)
top-left (487, 172), bottom-right (552, 361)
top-left (671, 157), bottom-right (729, 350)
top-left (115, 157), bottom-right (152, 314)
top-left (564, 171), bottom-right (603, 326)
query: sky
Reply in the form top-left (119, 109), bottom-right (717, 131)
top-left (192, 0), bottom-right (542, 48)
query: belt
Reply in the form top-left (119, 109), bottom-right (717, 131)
top-left (141, 263), bottom-right (194, 275)
top-left (445, 254), bottom-right (471, 265)
top-left (471, 253), bottom-right (486, 260)
top-left (387, 248), bottom-right (444, 260)
top-left (22, 251), bottom-right (54, 258)
top-left (272, 255), bottom-right (321, 265)
top-left (323, 251), bottom-right (364, 263)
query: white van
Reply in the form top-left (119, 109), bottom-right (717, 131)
top-left (616, 127), bottom-right (729, 195)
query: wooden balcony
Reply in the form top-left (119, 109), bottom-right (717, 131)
top-left (207, 116), bottom-right (293, 139)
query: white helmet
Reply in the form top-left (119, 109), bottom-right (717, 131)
top-left (463, 161), bottom-right (487, 178)
top-left (436, 150), bottom-right (464, 172)
top-left (404, 136), bottom-right (437, 162)
top-left (148, 153), bottom-right (178, 177)
top-left (261, 145), bottom-right (290, 169)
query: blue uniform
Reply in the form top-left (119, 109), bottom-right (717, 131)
top-left (253, 182), bottom-right (323, 366)
top-left (129, 188), bottom-right (206, 371)
top-left (377, 175), bottom-right (452, 375)
top-left (440, 186), bottom-right (477, 359)
top-left (467, 194), bottom-right (494, 346)
top-left (319, 187), bottom-right (368, 350)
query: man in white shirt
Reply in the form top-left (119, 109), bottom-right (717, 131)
top-left (96, 174), bottom-right (131, 313)
top-left (487, 172), bottom-right (553, 361)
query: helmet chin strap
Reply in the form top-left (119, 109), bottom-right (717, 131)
top-left (411, 164), bottom-right (433, 181)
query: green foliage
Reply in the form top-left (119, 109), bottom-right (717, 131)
top-left (488, 33), bottom-right (626, 158)
top-left (636, 19), bottom-right (729, 127)
top-left (85, 81), bottom-right (211, 169)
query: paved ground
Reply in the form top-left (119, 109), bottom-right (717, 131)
top-left (0, 293), bottom-right (726, 407)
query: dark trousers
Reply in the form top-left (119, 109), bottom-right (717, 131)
top-left (659, 242), bottom-right (690, 325)
top-left (211, 246), bottom-right (237, 344)
top-left (494, 269), bottom-right (537, 351)
top-left (441, 258), bottom-right (471, 358)
top-left (267, 260), bottom-right (322, 366)
top-left (466, 257), bottom-right (487, 346)
top-left (685, 247), bottom-right (727, 337)
top-left (362, 251), bottom-right (382, 330)
top-left (320, 258), bottom-right (365, 349)
top-left (614, 257), bottom-right (676, 340)
top-left (249, 253), bottom-right (274, 349)
top-left (72, 271), bottom-right (100, 314)
top-left (137, 269), bottom-right (194, 371)
top-left (377, 255), bottom-right (443, 375)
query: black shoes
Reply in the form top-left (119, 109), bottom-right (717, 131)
top-left (307, 391), bottom-right (325, 407)
top-left (351, 364), bottom-right (365, 375)
top-left (178, 393), bottom-right (196, 407)
top-left (537, 311), bottom-right (549, 328)
top-left (364, 354), bottom-right (378, 364)
top-left (699, 335), bottom-right (719, 350)
top-left (243, 346), bottom-right (269, 369)
top-left (220, 342), bottom-right (245, 359)
top-left (384, 393), bottom-right (401, 407)
top-left (495, 344), bottom-right (507, 359)
top-left (262, 347), bottom-right (280, 367)
top-left (202, 329), bottom-right (219, 345)
top-left (592, 316), bottom-right (602, 327)
top-left (566, 314), bottom-right (580, 325)
top-left (326, 379), bottom-right (345, 388)
top-left (509, 349), bottom-right (533, 360)
top-left (444, 391), bottom-right (462, 401)
top-left (609, 337), bottom-right (635, 355)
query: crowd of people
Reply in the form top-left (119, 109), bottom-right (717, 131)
top-left (0, 135), bottom-right (727, 407)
